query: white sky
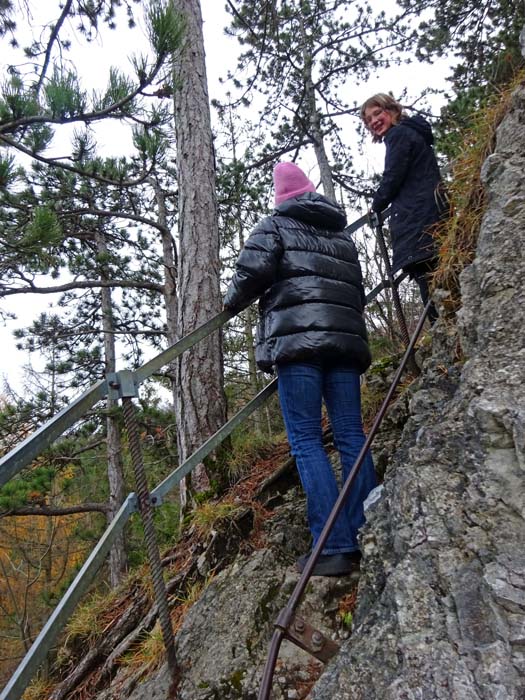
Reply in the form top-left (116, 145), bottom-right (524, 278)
top-left (0, 0), bottom-right (451, 393)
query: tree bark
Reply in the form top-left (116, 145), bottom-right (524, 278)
top-left (243, 306), bottom-right (264, 435)
top-left (150, 178), bottom-right (187, 509)
top-left (171, 0), bottom-right (227, 495)
top-left (237, 211), bottom-right (263, 436)
top-left (300, 14), bottom-right (336, 201)
top-left (154, 183), bottom-right (178, 350)
top-left (2, 503), bottom-right (110, 516)
top-left (94, 229), bottom-right (128, 587)
top-left (227, 111), bottom-right (263, 435)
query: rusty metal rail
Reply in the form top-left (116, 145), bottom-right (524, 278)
top-left (369, 211), bottom-right (419, 374)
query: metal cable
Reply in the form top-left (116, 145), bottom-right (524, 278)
top-left (122, 397), bottom-right (179, 679)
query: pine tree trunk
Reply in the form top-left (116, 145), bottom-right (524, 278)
top-left (229, 112), bottom-right (263, 434)
top-left (237, 220), bottom-right (263, 435)
top-left (95, 229), bottom-right (128, 587)
top-left (151, 180), bottom-right (187, 509)
top-left (151, 180), bottom-right (178, 349)
top-left (171, 0), bottom-right (227, 495)
top-left (300, 16), bottom-right (336, 201)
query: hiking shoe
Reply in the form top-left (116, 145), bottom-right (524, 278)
top-left (296, 551), bottom-right (361, 577)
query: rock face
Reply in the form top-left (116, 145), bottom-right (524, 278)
top-left (105, 490), bottom-right (358, 700)
top-left (310, 84), bottom-right (525, 699)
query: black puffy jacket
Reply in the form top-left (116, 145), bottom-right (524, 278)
top-left (372, 116), bottom-right (442, 273)
top-left (224, 192), bottom-right (371, 374)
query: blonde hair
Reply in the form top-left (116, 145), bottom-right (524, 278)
top-left (360, 93), bottom-right (405, 142)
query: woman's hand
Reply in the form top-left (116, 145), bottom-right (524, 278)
top-left (368, 210), bottom-right (382, 228)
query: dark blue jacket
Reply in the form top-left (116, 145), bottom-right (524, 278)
top-left (224, 192), bottom-right (371, 374)
top-left (372, 116), bottom-right (442, 273)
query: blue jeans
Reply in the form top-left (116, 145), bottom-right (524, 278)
top-left (277, 363), bottom-right (376, 555)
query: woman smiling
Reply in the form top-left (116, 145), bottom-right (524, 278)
top-left (362, 93), bottom-right (446, 324)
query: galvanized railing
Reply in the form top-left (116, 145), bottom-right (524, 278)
top-left (0, 209), bottom-right (412, 700)
top-left (0, 307), bottom-right (274, 700)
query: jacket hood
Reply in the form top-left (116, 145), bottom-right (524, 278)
top-left (273, 192), bottom-right (347, 231)
top-left (399, 115), bottom-right (434, 145)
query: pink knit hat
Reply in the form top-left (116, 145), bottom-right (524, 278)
top-left (273, 162), bottom-right (316, 205)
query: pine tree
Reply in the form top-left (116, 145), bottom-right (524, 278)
top-left (215, 105), bottom-right (274, 435)
top-left (223, 0), bottom-right (405, 199)
top-left (396, 0), bottom-right (525, 155)
top-left (171, 0), bottom-right (228, 502)
top-left (0, 145), bottom-right (176, 587)
top-left (0, 0), bottom-right (184, 586)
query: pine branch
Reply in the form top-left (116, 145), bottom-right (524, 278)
top-left (221, 0), bottom-right (272, 108)
top-left (35, 0), bottom-right (75, 98)
top-left (244, 138), bottom-right (311, 171)
top-left (0, 55), bottom-right (165, 135)
top-left (0, 278), bottom-right (164, 297)
top-left (61, 207), bottom-right (171, 237)
top-left (0, 133), bottom-right (155, 187)
top-left (332, 172), bottom-right (373, 198)
top-left (52, 439), bottom-right (107, 459)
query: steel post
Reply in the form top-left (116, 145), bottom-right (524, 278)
top-left (369, 212), bottom-right (419, 375)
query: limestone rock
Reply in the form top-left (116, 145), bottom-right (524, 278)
top-left (310, 83), bottom-right (525, 700)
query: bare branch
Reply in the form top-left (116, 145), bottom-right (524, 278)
top-left (35, 0), bottom-right (75, 97)
top-left (0, 133), bottom-right (154, 187)
top-left (61, 207), bottom-right (171, 237)
top-left (1, 502), bottom-right (111, 517)
top-left (0, 278), bottom-right (164, 297)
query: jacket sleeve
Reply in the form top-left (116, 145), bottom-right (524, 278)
top-left (372, 126), bottom-right (415, 213)
top-left (224, 217), bottom-right (283, 310)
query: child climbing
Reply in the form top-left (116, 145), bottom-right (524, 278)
top-left (224, 162), bottom-right (376, 577)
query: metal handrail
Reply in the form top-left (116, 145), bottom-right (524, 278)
top-left (0, 306), bottom-right (240, 700)
top-left (0, 210), bottom-right (396, 490)
top-left (369, 211), bottom-right (419, 374)
top-left (0, 380), bottom-right (108, 489)
top-left (0, 209), bottom-right (403, 700)
top-left (134, 308), bottom-right (235, 385)
top-left (151, 380), bottom-right (277, 505)
top-left (0, 379), bottom-right (278, 700)
top-left (0, 310), bottom-right (237, 490)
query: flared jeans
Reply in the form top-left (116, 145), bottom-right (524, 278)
top-left (277, 362), bottom-right (376, 555)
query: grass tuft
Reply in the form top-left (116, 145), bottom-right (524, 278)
top-left (226, 429), bottom-right (278, 481)
top-left (433, 69), bottom-right (525, 312)
top-left (61, 587), bottom-right (120, 647)
top-left (119, 621), bottom-right (166, 674)
top-left (190, 499), bottom-right (241, 538)
top-left (120, 579), bottom-right (209, 675)
top-left (22, 677), bottom-right (54, 700)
